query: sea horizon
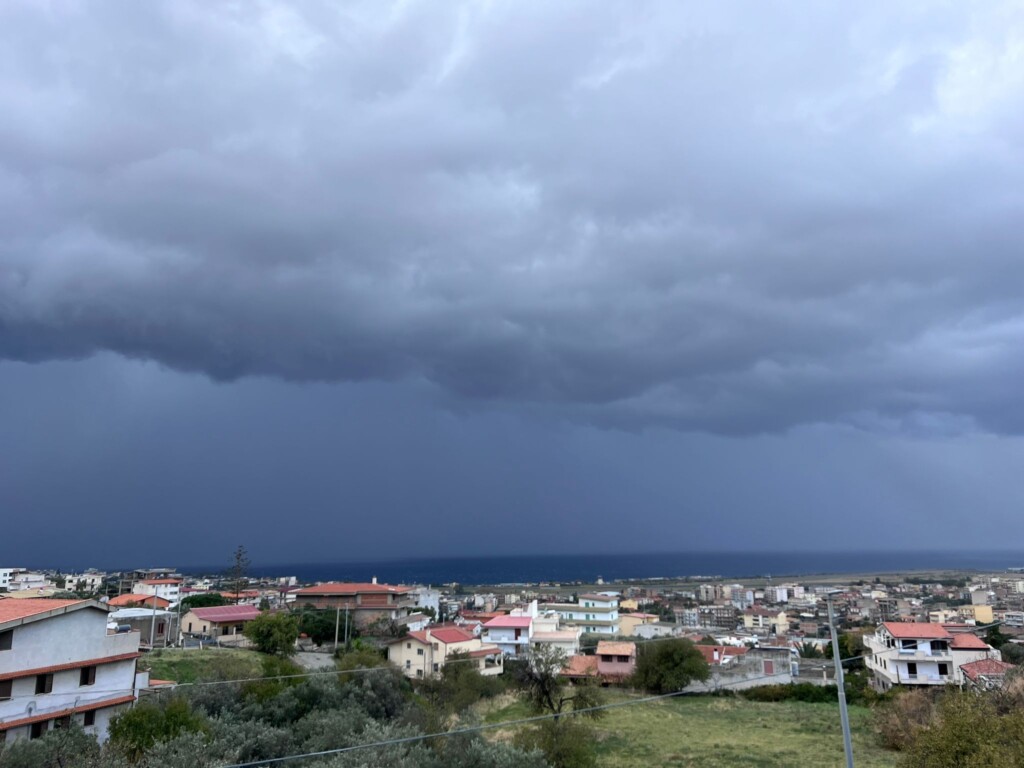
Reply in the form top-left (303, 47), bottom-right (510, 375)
top-left (172, 549), bottom-right (1024, 586)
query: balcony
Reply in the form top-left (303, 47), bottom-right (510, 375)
top-left (895, 649), bottom-right (952, 662)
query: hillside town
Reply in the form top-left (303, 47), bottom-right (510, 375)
top-left (2, 562), bottom-right (1020, 746)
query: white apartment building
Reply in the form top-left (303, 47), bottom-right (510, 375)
top-left (1, 599), bottom-right (141, 743)
top-left (2, 570), bottom-right (52, 593)
top-left (65, 573), bottom-right (107, 594)
top-left (131, 579), bottom-right (181, 605)
top-left (544, 593), bottom-right (620, 635)
top-left (481, 615), bottom-right (535, 656)
top-left (865, 622), bottom-right (998, 690)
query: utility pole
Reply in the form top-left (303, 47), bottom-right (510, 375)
top-left (343, 607), bottom-right (350, 648)
top-left (334, 606), bottom-right (341, 653)
top-left (827, 593), bottom-right (855, 768)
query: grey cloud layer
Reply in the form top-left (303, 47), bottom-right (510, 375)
top-left (1, 1), bottom-right (1022, 433)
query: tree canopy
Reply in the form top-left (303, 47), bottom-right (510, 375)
top-left (243, 612), bottom-right (299, 657)
top-left (632, 638), bottom-right (709, 694)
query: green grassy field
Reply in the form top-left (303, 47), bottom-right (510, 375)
top-left (481, 692), bottom-right (897, 768)
top-left (143, 647), bottom-right (263, 684)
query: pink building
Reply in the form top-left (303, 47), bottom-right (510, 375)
top-left (596, 640), bottom-right (636, 679)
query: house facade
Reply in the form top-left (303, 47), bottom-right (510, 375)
top-left (181, 605), bottom-right (261, 643)
top-left (595, 641), bottom-right (636, 679)
top-left (865, 622), bottom-right (999, 690)
top-left (292, 581), bottom-right (413, 628)
top-left (0, 599), bottom-right (141, 743)
top-left (544, 593), bottom-right (620, 635)
top-left (131, 579), bottom-right (181, 605)
top-left (482, 616), bottom-right (534, 656)
top-left (386, 626), bottom-right (502, 679)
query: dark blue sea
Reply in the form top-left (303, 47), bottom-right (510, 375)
top-left (183, 551), bottom-right (1024, 586)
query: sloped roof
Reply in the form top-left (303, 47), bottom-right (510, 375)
top-left (108, 594), bottom-right (170, 608)
top-left (0, 598), bottom-right (94, 627)
top-left (596, 641), bottom-right (636, 656)
top-left (430, 628), bottom-right (475, 644)
top-left (696, 645), bottom-right (748, 665)
top-left (294, 582), bottom-right (411, 596)
top-left (881, 622), bottom-right (951, 639)
top-left (190, 605), bottom-right (261, 623)
top-left (961, 658), bottom-right (1014, 681)
top-left (562, 655), bottom-right (600, 677)
top-left (950, 633), bottom-right (990, 650)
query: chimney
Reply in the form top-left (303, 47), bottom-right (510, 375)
top-left (372, 576), bottom-right (377, 585)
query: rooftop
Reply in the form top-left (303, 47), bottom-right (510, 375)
top-left (881, 622), bottom-right (952, 639)
top-left (190, 605), bottom-right (262, 623)
top-left (961, 658), bottom-right (1015, 681)
top-left (0, 598), bottom-right (91, 626)
top-left (483, 616), bottom-right (533, 629)
top-left (596, 641), bottom-right (636, 656)
top-left (294, 582), bottom-right (412, 596)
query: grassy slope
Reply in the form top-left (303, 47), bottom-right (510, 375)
top-left (481, 692), bottom-right (896, 768)
top-left (143, 647), bottom-right (263, 684)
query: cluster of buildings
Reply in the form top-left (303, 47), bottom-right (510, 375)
top-left (3, 564), bottom-right (1022, 746)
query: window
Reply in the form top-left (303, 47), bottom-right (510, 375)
top-left (417, 648), bottom-right (424, 656)
top-left (30, 722), bottom-right (46, 740)
top-left (83, 710), bottom-right (96, 727)
top-left (406, 642), bottom-right (411, 649)
top-left (36, 674), bottom-right (54, 694)
top-left (416, 669), bottom-right (423, 678)
top-left (405, 660), bottom-right (411, 669)
top-left (0, 630), bottom-right (11, 651)
top-left (80, 666), bottom-right (97, 686)
top-left (432, 663), bottom-right (439, 672)
top-left (907, 662), bottom-right (918, 678)
top-left (157, 621), bottom-right (166, 634)
top-left (54, 716), bottom-right (72, 730)
top-left (0, 680), bottom-right (11, 701)
top-left (938, 663), bottom-right (949, 676)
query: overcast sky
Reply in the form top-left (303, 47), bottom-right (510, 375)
top-left (2, 1), bottom-right (1023, 568)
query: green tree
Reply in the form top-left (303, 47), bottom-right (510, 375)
top-left (225, 545), bottom-right (250, 604)
top-left (244, 612), bottom-right (299, 656)
top-left (108, 697), bottom-right (209, 761)
top-left (799, 641), bottom-right (824, 658)
top-left (515, 719), bottom-right (597, 768)
top-left (509, 646), bottom-right (603, 719)
top-left (179, 593), bottom-right (231, 611)
top-left (294, 606), bottom-right (338, 647)
top-left (0, 723), bottom-right (102, 768)
top-left (631, 638), bottom-right (709, 694)
top-left (824, 632), bottom-right (865, 669)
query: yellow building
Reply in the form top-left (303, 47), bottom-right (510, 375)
top-left (386, 626), bottom-right (502, 679)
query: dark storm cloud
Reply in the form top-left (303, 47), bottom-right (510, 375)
top-left (1, 1), bottom-right (1022, 433)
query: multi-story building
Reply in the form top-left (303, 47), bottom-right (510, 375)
top-left (131, 579), bottom-right (181, 606)
top-left (291, 580), bottom-right (413, 628)
top-left (481, 615), bottom-right (534, 656)
top-left (865, 622), bottom-right (999, 690)
top-left (386, 626), bottom-right (502, 679)
top-left (544, 593), bottom-right (620, 635)
top-left (0, 599), bottom-right (140, 743)
top-left (3, 571), bottom-right (51, 593)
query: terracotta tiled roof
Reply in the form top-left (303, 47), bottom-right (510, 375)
top-left (108, 594), bottom-right (170, 608)
top-left (596, 641), bottom-right (635, 656)
top-left (189, 605), bottom-right (261, 623)
top-left (562, 655), bottom-right (600, 677)
top-left (950, 634), bottom-right (990, 650)
top-left (881, 622), bottom-right (951, 639)
top-left (294, 582), bottom-right (412, 596)
top-left (430, 628), bottom-right (475, 644)
top-left (0, 598), bottom-right (91, 625)
top-left (483, 616), bottom-right (533, 629)
top-left (961, 658), bottom-right (1014, 681)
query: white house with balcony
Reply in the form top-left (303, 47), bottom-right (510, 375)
top-left (0, 598), bottom-right (141, 743)
top-left (543, 593), bottom-right (620, 635)
top-left (481, 615), bottom-right (534, 656)
top-left (865, 622), bottom-right (998, 690)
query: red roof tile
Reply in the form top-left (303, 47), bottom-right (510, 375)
top-left (108, 594), bottom-right (170, 608)
top-left (430, 628), bottom-right (475, 644)
top-left (0, 598), bottom-right (91, 624)
top-left (483, 616), bottom-right (533, 629)
top-left (960, 658), bottom-right (1014, 681)
top-left (189, 605), bottom-right (261, 623)
top-left (950, 633), bottom-right (990, 650)
top-left (562, 655), bottom-right (600, 677)
top-left (881, 622), bottom-right (951, 639)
